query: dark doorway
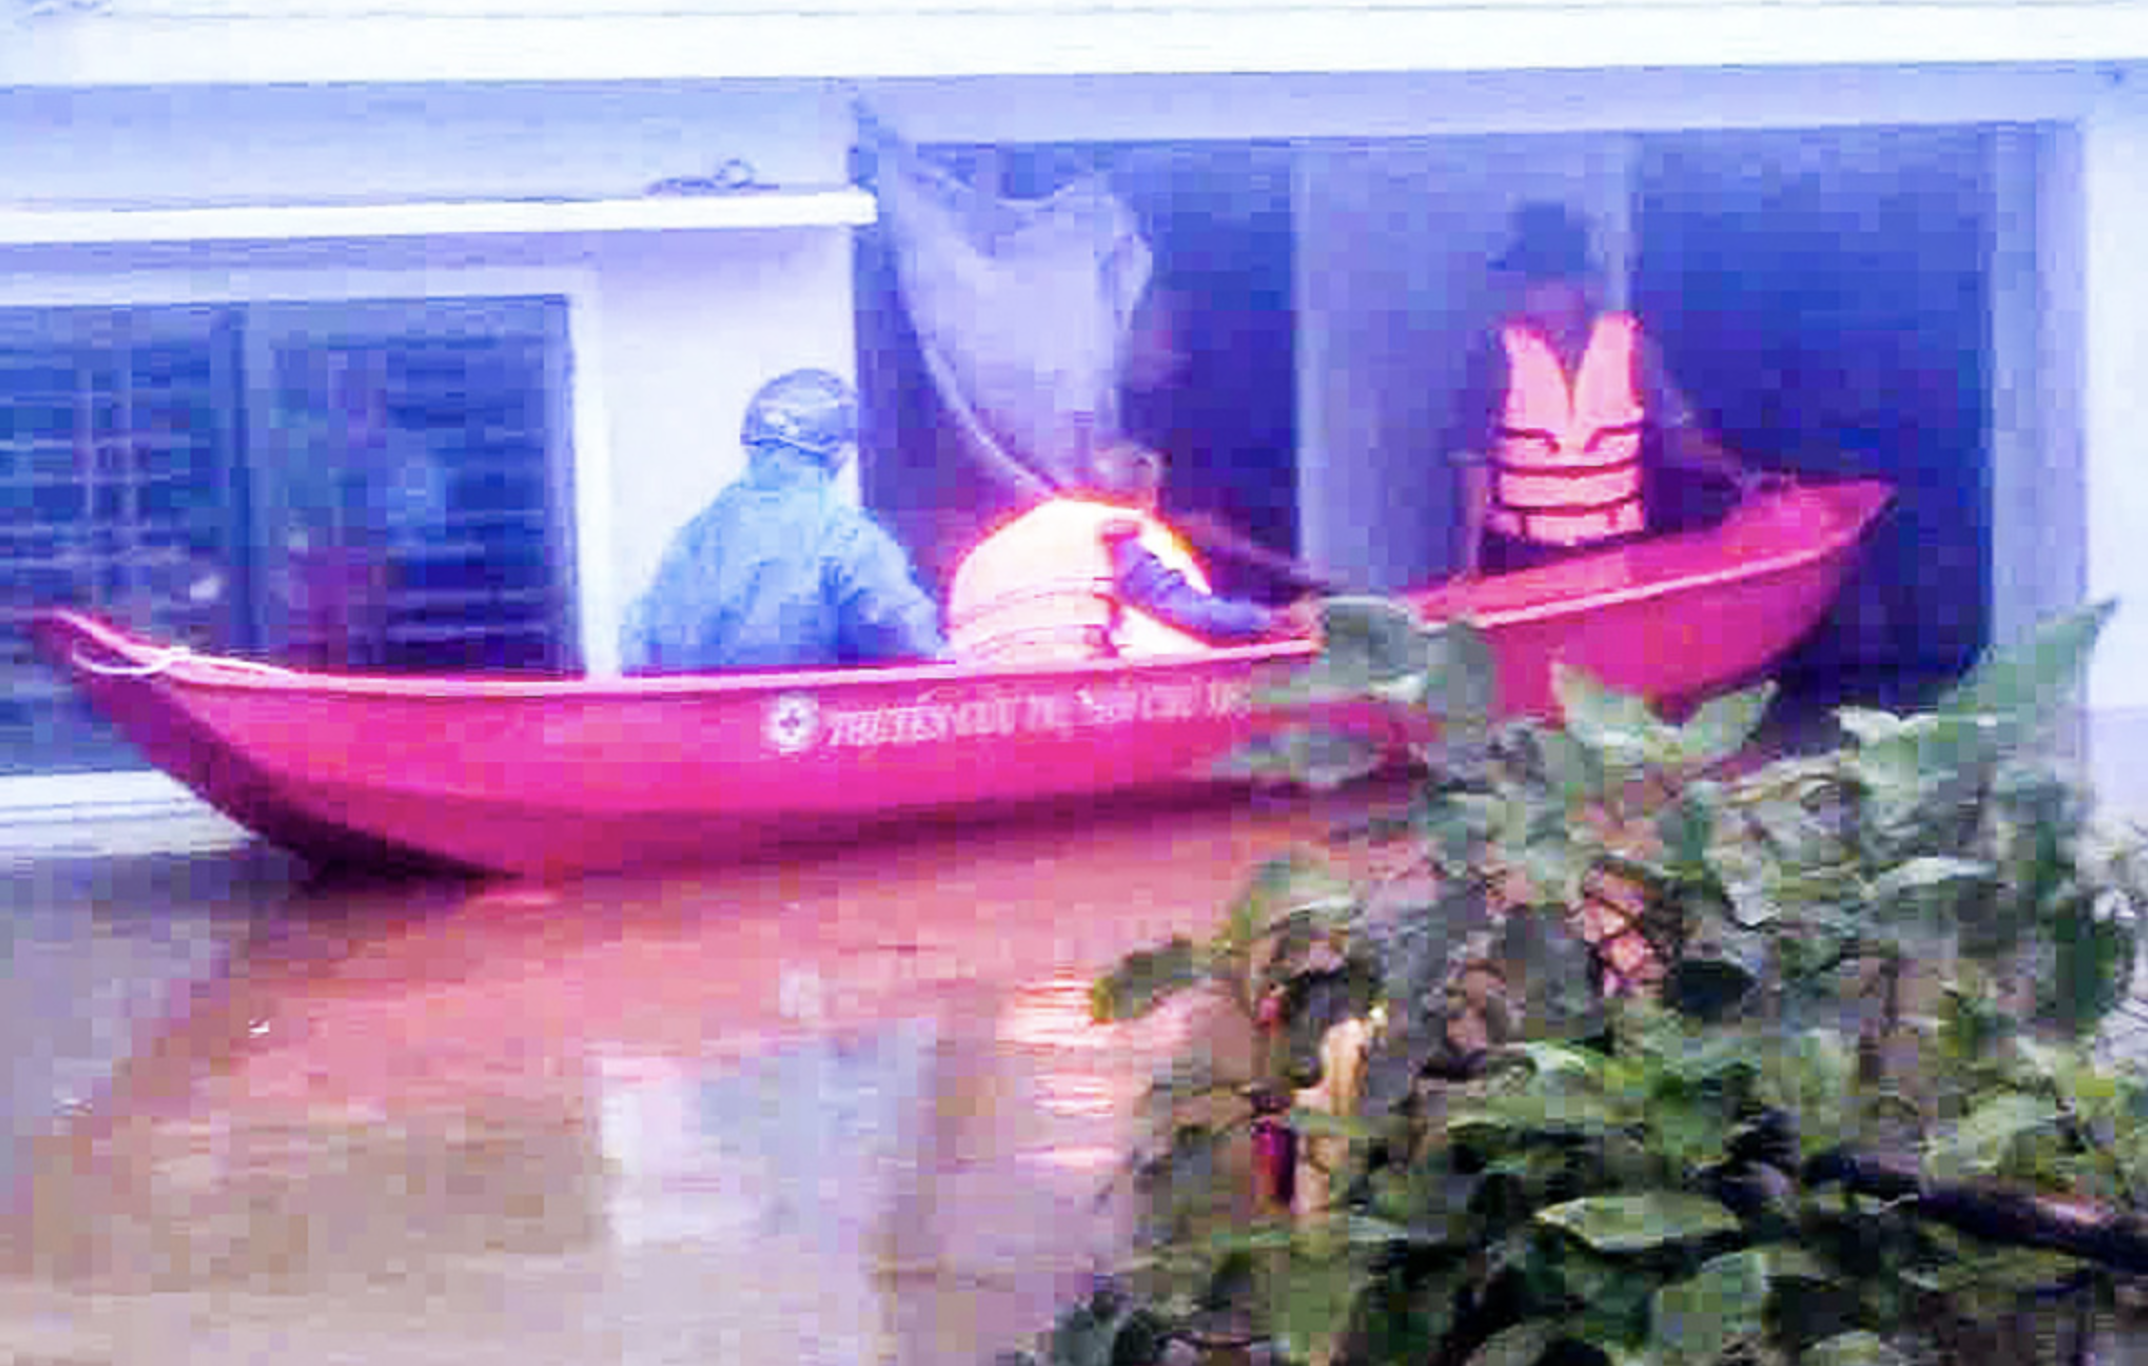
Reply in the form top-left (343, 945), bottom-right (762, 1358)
top-left (855, 141), bottom-right (1299, 600)
top-left (1634, 126), bottom-right (1993, 708)
top-left (1111, 144), bottom-right (1299, 599)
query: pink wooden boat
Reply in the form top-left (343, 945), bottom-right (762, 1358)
top-left (30, 480), bottom-right (1891, 879)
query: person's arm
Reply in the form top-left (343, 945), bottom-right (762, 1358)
top-left (1450, 336), bottom-right (1504, 579)
top-left (1637, 337), bottom-right (1775, 495)
top-left (1105, 525), bottom-right (1281, 643)
top-left (616, 521), bottom-right (711, 676)
top-left (617, 594), bottom-right (656, 676)
top-left (1457, 458), bottom-right (1492, 580)
top-left (826, 515), bottom-right (950, 662)
top-left (1173, 509), bottom-right (1344, 595)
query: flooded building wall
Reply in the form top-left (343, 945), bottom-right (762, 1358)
top-left (2080, 80), bottom-right (2148, 814)
top-left (1989, 123), bottom-right (2087, 658)
top-left (0, 65), bottom-right (2141, 820)
top-left (861, 68), bottom-right (2125, 731)
top-left (0, 83), bottom-right (860, 706)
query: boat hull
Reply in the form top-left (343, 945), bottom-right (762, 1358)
top-left (30, 480), bottom-right (1892, 878)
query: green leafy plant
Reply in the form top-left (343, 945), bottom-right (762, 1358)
top-left (1002, 599), bottom-right (2148, 1366)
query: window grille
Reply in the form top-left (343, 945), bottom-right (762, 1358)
top-left (0, 307), bottom-right (236, 775)
top-left (249, 298), bottom-right (576, 677)
top-left (1, 297), bottom-right (577, 777)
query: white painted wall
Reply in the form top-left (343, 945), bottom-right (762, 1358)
top-left (1990, 123), bottom-right (2088, 654)
top-left (858, 66), bottom-right (2108, 145)
top-left (0, 80), bottom-right (863, 681)
top-left (1292, 135), bottom-right (1635, 592)
top-left (0, 82), bottom-right (854, 206)
top-left (590, 229), bottom-right (862, 670)
top-left (2079, 77), bottom-right (2148, 812)
top-left (3, 5), bottom-right (2147, 90)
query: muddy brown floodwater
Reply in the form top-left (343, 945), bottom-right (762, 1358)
top-left (0, 786), bottom-right (1396, 1365)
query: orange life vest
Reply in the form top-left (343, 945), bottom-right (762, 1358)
top-left (947, 498), bottom-right (1215, 663)
top-left (1488, 312), bottom-right (1648, 547)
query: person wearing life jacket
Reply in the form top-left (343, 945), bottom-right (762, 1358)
top-left (1453, 203), bottom-right (1779, 577)
top-left (947, 441), bottom-right (1315, 664)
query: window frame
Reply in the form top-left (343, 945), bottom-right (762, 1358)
top-left (0, 262), bottom-right (617, 820)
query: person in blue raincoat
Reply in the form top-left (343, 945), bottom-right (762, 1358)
top-left (619, 370), bottom-right (947, 673)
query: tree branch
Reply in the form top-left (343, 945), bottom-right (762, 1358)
top-left (1805, 1148), bottom-right (2148, 1275)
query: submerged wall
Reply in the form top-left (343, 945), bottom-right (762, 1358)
top-left (0, 81), bottom-right (861, 676)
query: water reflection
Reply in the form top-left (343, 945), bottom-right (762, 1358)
top-left (0, 791), bottom-right (1329, 1361)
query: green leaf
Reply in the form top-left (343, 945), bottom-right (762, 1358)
top-left (1288, 1106), bottom-right (1375, 1143)
top-left (1221, 853), bottom-right (1358, 957)
top-left (1675, 685), bottom-right (1777, 769)
top-left (1801, 1331), bottom-right (1909, 1366)
top-left (1752, 1244), bottom-right (1835, 1283)
top-left (1498, 907), bottom-right (1605, 1039)
top-left (1354, 1263), bottom-right (1469, 1364)
top-left (1355, 888), bottom-right (1492, 1105)
top-left (1320, 596), bottom-right (1432, 685)
top-left (1935, 980), bottom-right (2013, 1070)
top-left (1556, 1243), bottom-right (1660, 1330)
top-left (1657, 784), bottom-right (1720, 876)
top-left (1650, 1249), bottom-right (1770, 1366)
top-left (1554, 665), bottom-right (1674, 770)
top-left (1924, 1092), bottom-right (2062, 1183)
top-left (1511, 834), bottom-right (1598, 912)
top-left (1653, 1028), bottom-right (1764, 1087)
top-left (1465, 1320), bottom-right (1560, 1366)
top-left (1483, 1146), bottom-right (1574, 1191)
top-left (1093, 938), bottom-right (1204, 1023)
top-left (1109, 1310), bottom-right (1167, 1366)
top-left (1139, 1056), bottom-right (1239, 1127)
top-left (1712, 845), bottom-right (1780, 930)
top-left (1046, 1298), bottom-right (1120, 1366)
top-left (1417, 791), bottom-right (1501, 873)
top-left (2008, 1034), bottom-right (2074, 1090)
top-left (1739, 788), bottom-right (1849, 870)
top-left (1834, 708), bottom-right (1910, 746)
top-left (1904, 1232), bottom-right (2088, 1298)
top-left (1846, 717), bottom-right (1988, 817)
top-left (1044, 1292), bottom-right (1169, 1366)
top-left (1132, 1125), bottom-right (1228, 1239)
top-left (1267, 1246), bottom-right (1365, 1366)
top-left (1534, 1193), bottom-right (1741, 1254)
top-left (1938, 599), bottom-right (2115, 728)
top-left (1424, 617), bottom-right (1503, 733)
top-left (1369, 671), bottom-right (1429, 708)
top-left (1505, 1041), bottom-right (1606, 1081)
top-left (1654, 1101), bottom-right (1737, 1174)
top-left (2043, 896), bottom-right (2137, 1038)
top-left (1216, 724), bottom-right (1388, 792)
top-left (1536, 728), bottom-right (1607, 808)
top-left (1867, 856), bottom-right (1993, 905)
top-left (1203, 1224), bottom-right (1300, 1256)
top-left (1449, 1090), bottom-right (1625, 1143)
top-left (1375, 881), bottom-right (1493, 993)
